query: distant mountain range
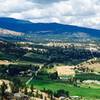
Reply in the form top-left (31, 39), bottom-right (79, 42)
top-left (0, 17), bottom-right (100, 40)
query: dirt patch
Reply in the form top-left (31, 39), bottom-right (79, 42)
top-left (0, 60), bottom-right (12, 65)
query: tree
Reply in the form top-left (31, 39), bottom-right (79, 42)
top-left (40, 93), bottom-right (43, 99)
top-left (50, 71), bottom-right (59, 80)
top-left (54, 89), bottom-right (69, 97)
top-left (36, 90), bottom-right (39, 97)
top-left (24, 86), bottom-right (28, 95)
top-left (30, 84), bottom-right (34, 93)
top-left (9, 82), bottom-right (14, 93)
top-left (1, 81), bottom-right (7, 100)
top-left (44, 96), bottom-right (47, 100)
top-left (12, 78), bottom-right (21, 93)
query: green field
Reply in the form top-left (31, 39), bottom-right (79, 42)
top-left (81, 83), bottom-right (100, 89)
top-left (75, 73), bottom-right (100, 81)
top-left (29, 79), bottom-right (100, 99)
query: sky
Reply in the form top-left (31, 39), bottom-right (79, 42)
top-left (0, 0), bottom-right (100, 29)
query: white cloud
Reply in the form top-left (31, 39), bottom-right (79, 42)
top-left (0, 0), bottom-right (100, 29)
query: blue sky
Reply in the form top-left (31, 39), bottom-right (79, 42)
top-left (0, 0), bottom-right (100, 29)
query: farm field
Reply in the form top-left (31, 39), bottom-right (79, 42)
top-left (81, 82), bottom-right (100, 89)
top-left (29, 79), bottom-right (100, 98)
top-left (55, 66), bottom-right (75, 76)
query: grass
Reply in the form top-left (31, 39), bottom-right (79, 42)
top-left (29, 79), bottom-right (100, 98)
top-left (75, 73), bottom-right (100, 81)
top-left (15, 60), bottom-right (43, 66)
top-left (81, 83), bottom-right (100, 89)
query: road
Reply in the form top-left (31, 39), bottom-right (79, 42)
top-left (25, 65), bottom-right (43, 85)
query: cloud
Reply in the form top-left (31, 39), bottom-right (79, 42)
top-left (29, 0), bottom-right (67, 4)
top-left (0, 0), bottom-right (100, 29)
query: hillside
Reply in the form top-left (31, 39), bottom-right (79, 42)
top-left (0, 17), bottom-right (100, 100)
top-left (0, 28), bottom-right (23, 36)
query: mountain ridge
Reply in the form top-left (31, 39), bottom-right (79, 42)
top-left (0, 17), bottom-right (100, 38)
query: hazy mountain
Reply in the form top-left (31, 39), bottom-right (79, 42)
top-left (0, 17), bottom-right (99, 39)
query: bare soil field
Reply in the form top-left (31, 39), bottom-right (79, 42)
top-left (55, 66), bottom-right (75, 76)
top-left (83, 63), bottom-right (100, 72)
